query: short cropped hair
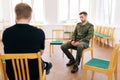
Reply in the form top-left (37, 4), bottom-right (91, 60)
top-left (79, 11), bottom-right (88, 16)
top-left (15, 3), bottom-right (32, 20)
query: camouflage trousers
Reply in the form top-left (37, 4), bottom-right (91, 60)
top-left (61, 41), bottom-right (89, 66)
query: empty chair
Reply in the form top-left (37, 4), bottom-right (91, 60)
top-left (83, 44), bottom-right (119, 80)
top-left (50, 29), bottom-right (64, 57)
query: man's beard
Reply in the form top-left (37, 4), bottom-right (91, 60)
top-left (81, 20), bottom-right (86, 23)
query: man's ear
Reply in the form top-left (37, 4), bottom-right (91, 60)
top-left (28, 16), bottom-right (32, 22)
top-left (15, 14), bottom-right (18, 23)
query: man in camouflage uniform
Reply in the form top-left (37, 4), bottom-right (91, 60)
top-left (61, 12), bottom-right (94, 73)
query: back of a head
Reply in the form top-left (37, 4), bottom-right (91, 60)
top-left (15, 3), bottom-right (32, 20)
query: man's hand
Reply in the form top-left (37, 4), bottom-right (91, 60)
top-left (71, 41), bottom-right (76, 46)
top-left (40, 50), bottom-right (44, 55)
top-left (74, 42), bottom-right (80, 46)
top-left (71, 41), bottom-right (80, 47)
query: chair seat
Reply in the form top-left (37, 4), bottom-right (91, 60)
top-left (85, 58), bottom-right (109, 69)
top-left (2, 59), bottom-right (6, 63)
top-left (100, 36), bottom-right (110, 38)
top-left (50, 40), bottom-right (63, 45)
top-left (94, 32), bottom-right (110, 38)
top-left (64, 31), bottom-right (73, 33)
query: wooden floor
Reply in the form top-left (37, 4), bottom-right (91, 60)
top-left (0, 40), bottom-right (120, 80)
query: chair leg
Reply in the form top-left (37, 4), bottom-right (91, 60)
top-left (3, 63), bottom-right (8, 80)
top-left (98, 38), bottom-right (101, 46)
top-left (50, 45), bottom-right (53, 57)
top-left (52, 45), bottom-right (54, 53)
top-left (91, 71), bottom-right (94, 80)
top-left (62, 53), bottom-right (64, 58)
top-left (81, 56), bottom-right (84, 69)
top-left (107, 39), bottom-right (109, 46)
top-left (94, 37), bottom-right (96, 44)
top-left (1, 63), bottom-right (6, 80)
top-left (112, 39), bottom-right (114, 47)
top-left (114, 67), bottom-right (117, 80)
top-left (108, 73), bottom-right (112, 80)
top-left (94, 37), bottom-right (97, 43)
top-left (102, 39), bottom-right (105, 48)
top-left (50, 45), bottom-right (51, 57)
top-left (83, 69), bottom-right (87, 80)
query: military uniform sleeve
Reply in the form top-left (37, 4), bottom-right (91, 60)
top-left (79, 25), bottom-right (94, 43)
top-left (72, 24), bottom-right (78, 41)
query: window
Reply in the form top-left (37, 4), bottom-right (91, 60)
top-left (95, 0), bottom-right (113, 25)
top-left (10, 0), bottom-right (21, 24)
top-left (70, 0), bottom-right (79, 19)
top-left (0, 1), bottom-right (3, 19)
top-left (58, 0), bottom-right (90, 23)
top-left (58, 0), bottom-right (69, 22)
top-left (104, 0), bottom-right (112, 24)
top-left (10, 0), bottom-right (44, 24)
top-left (22, 0), bottom-right (32, 6)
top-left (32, 0), bottom-right (44, 23)
top-left (79, 0), bottom-right (90, 13)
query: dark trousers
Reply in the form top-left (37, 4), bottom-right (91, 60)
top-left (61, 41), bottom-right (89, 66)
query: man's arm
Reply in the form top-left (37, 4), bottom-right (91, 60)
top-left (79, 25), bottom-right (94, 43)
top-left (40, 50), bottom-right (44, 55)
top-left (72, 24), bottom-right (78, 41)
top-left (39, 29), bottom-right (45, 55)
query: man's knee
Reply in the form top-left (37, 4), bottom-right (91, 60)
top-left (77, 43), bottom-right (88, 51)
top-left (61, 41), bottom-right (71, 50)
top-left (61, 43), bottom-right (67, 50)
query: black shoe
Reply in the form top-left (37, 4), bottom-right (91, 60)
top-left (44, 62), bottom-right (52, 75)
top-left (66, 59), bottom-right (75, 66)
top-left (71, 65), bottom-right (79, 73)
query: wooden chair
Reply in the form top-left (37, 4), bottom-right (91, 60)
top-left (81, 37), bottom-right (94, 68)
top-left (83, 44), bottom-right (119, 80)
top-left (97, 26), bottom-right (105, 46)
top-left (94, 26), bottom-right (102, 44)
top-left (101, 27), bottom-right (115, 47)
top-left (50, 29), bottom-right (64, 57)
top-left (64, 25), bottom-right (75, 40)
top-left (0, 52), bottom-right (46, 80)
top-left (70, 37), bottom-right (94, 68)
top-left (94, 25), bottom-right (115, 47)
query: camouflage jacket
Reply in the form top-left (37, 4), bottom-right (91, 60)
top-left (72, 22), bottom-right (94, 43)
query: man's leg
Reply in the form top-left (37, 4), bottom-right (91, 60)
top-left (71, 42), bottom-right (89, 73)
top-left (61, 41), bottom-right (76, 66)
top-left (42, 59), bottom-right (52, 75)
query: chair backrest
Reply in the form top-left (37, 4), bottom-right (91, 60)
top-left (109, 44), bottom-right (119, 70)
top-left (103, 26), bottom-right (109, 35)
top-left (89, 36), bottom-right (94, 48)
top-left (52, 29), bottom-right (64, 41)
top-left (94, 26), bottom-right (98, 32)
top-left (95, 26), bottom-right (101, 33)
top-left (64, 24), bottom-right (75, 32)
top-left (100, 26), bottom-right (105, 34)
top-left (108, 27), bottom-right (115, 38)
top-left (0, 52), bottom-right (43, 80)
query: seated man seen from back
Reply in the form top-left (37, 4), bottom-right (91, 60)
top-left (2, 3), bottom-right (52, 80)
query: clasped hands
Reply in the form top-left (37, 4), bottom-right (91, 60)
top-left (71, 41), bottom-right (80, 47)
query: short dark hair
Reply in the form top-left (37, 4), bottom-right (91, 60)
top-left (79, 11), bottom-right (88, 16)
top-left (15, 3), bottom-right (32, 20)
